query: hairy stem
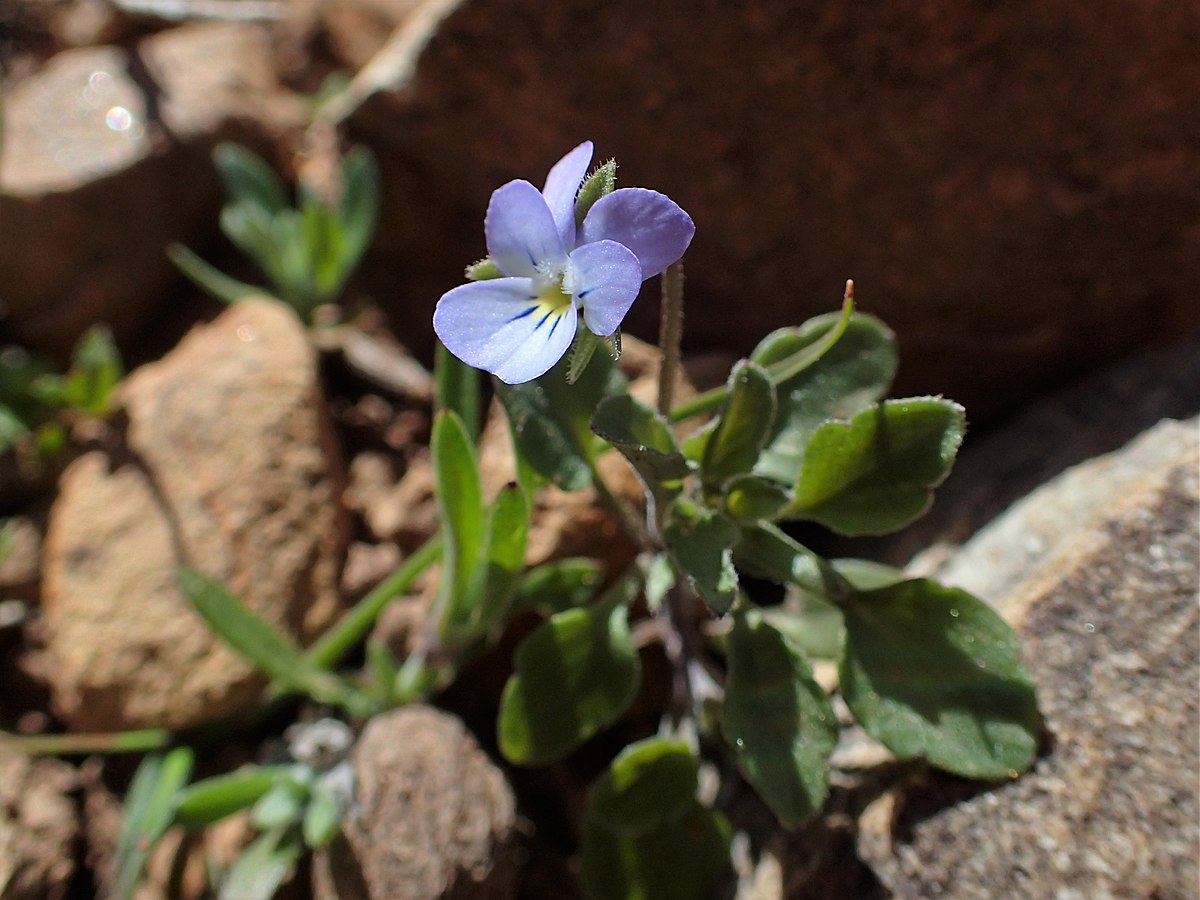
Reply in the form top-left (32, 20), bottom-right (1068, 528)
top-left (657, 261), bottom-right (685, 417)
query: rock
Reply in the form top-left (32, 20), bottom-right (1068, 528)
top-left (41, 299), bottom-right (348, 731)
top-left (313, 705), bottom-right (520, 900)
top-left (344, 0), bottom-right (1200, 424)
top-left (858, 416), bottom-right (1199, 898)
top-left (0, 22), bottom-right (297, 359)
top-left (0, 743), bottom-right (77, 900)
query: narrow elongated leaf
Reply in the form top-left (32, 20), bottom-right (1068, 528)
top-left (174, 766), bottom-right (288, 828)
top-left (116, 747), bottom-right (194, 900)
top-left (498, 350), bottom-right (626, 491)
top-left (434, 341), bottom-right (480, 441)
top-left (448, 483), bottom-right (528, 643)
top-left (723, 610), bottom-right (838, 826)
top-left (751, 312), bottom-right (896, 484)
top-left (509, 558), bottom-right (603, 617)
top-left (432, 410), bottom-right (486, 641)
top-left (581, 802), bottom-right (732, 900)
top-left (839, 579), bottom-right (1040, 778)
top-left (214, 143), bottom-right (289, 215)
top-left (588, 738), bottom-right (699, 835)
top-left (663, 500), bottom-right (739, 615)
top-left (701, 360), bottom-right (775, 488)
top-left (166, 243), bottom-right (264, 306)
top-left (175, 568), bottom-right (350, 706)
top-left (591, 394), bottom-right (691, 509)
top-left (219, 826), bottom-right (302, 900)
top-left (338, 145), bottom-right (380, 270)
top-left (497, 577), bottom-right (640, 765)
top-left (784, 398), bottom-right (965, 535)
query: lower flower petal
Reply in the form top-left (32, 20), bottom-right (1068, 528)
top-left (433, 278), bottom-right (579, 384)
top-left (567, 240), bottom-right (642, 337)
top-left (578, 187), bottom-right (695, 279)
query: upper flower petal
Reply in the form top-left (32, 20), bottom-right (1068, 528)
top-left (542, 141), bottom-right (593, 250)
top-left (433, 277), bottom-right (578, 384)
top-left (566, 240), bottom-right (643, 337)
top-left (485, 180), bottom-right (568, 277)
top-left (579, 188), bottom-right (695, 279)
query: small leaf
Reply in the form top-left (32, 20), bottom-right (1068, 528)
top-left (591, 394), bottom-right (692, 509)
top-left (723, 610), bottom-right (838, 827)
top-left (588, 738), bottom-right (699, 835)
top-left (509, 558), bottom-right (603, 617)
top-left (302, 779), bottom-right (343, 848)
top-left (431, 410), bottom-right (486, 642)
top-left (722, 473), bottom-right (790, 522)
top-left (166, 243), bottom-right (265, 306)
top-left (784, 398), bottom-right (966, 535)
top-left (575, 158), bottom-right (617, 226)
top-left (498, 349), bottom-right (627, 491)
top-left (434, 341), bottom-right (480, 443)
top-left (251, 777), bottom-right (308, 830)
top-left (218, 826), bottom-right (302, 900)
top-left (213, 143), bottom-right (289, 215)
top-left (701, 360), bottom-right (775, 489)
top-left (731, 522), bottom-right (848, 603)
top-left (50, 326), bottom-right (122, 415)
top-left (460, 483), bottom-right (529, 640)
top-left (337, 145), bottom-right (380, 272)
top-left (174, 766), bottom-right (288, 828)
top-left (497, 576), bottom-right (640, 765)
top-left (662, 500), bottom-right (739, 615)
top-left (176, 568), bottom-right (352, 707)
top-left (116, 747), bottom-right (194, 900)
top-left (751, 312), bottom-right (896, 485)
top-left (581, 803), bottom-right (732, 900)
top-left (839, 579), bottom-right (1040, 779)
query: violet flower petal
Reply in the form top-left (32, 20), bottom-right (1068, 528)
top-left (542, 141), bottom-right (593, 250)
top-left (579, 187), bottom-right (695, 279)
top-left (485, 180), bottom-right (567, 277)
top-left (433, 277), bottom-right (577, 384)
top-left (567, 240), bottom-right (643, 337)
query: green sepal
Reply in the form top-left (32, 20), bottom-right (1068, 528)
top-left (723, 609), bottom-right (838, 827)
top-left (839, 578), bottom-right (1041, 779)
top-left (465, 257), bottom-right (504, 280)
top-left (574, 159), bottom-right (618, 226)
top-left (497, 574), bottom-right (641, 765)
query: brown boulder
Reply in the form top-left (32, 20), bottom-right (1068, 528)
top-left (0, 22), bottom-right (296, 359)
top-left (41, 299), bottom-right (348, 731)
top-left (345, 0), bottom-right (1200, 423)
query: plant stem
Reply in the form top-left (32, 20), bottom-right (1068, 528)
top-left (0, 728), bottom-right (172, 756)
top-left (657, 261), bottom-right (685, 417)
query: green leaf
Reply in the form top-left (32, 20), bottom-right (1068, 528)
top-left (251, 776), bottom-right (308, 830)
top-left (454, 483), bottom-right (529, 641)
top-left (116, 747), bottom-right (194, 900)
top-left (498, 349), bottom-right (626, 491)
top-left (166, 243), bottom-right (265, 306)
top-left (431, 410), bottom-right (486, 642)
top-left (302, 779), bottom-right (343, 848)
top-left (434, 341), bottom-right (480, 442)
top-left (591, 394), bottom-right (692, 510)
top-left (175, 567), bottom-right (353, 707)
top-left (839, 579), bottom-right (1040, 779)
top-left (497, 576), bottom-right (640, 765)
top-left (701, 360), bottom-right (775, 489)
top-left (218, 826), bottom-right (302, 900)
top-left (588, 738), bottom-right (699, 835)
top-left (337, 145), bottom-right (380, 272)
top-left (723, 610), bottom-right (837, 826)
top-left (731, 522), bottom-right (848, 603)
top-left (581, 802), bottom-right (732, 900)
top-left (301, 198), bottom-right (346, 301)
top-left (751, 312), bottom-right (896, 484)
top-left (642, 552), bottom-right (676, 612)
top-left (213, 143), bottom-right (289, 216)
top-left (41, 326), bottom-right (122, 416)
top-left (509, 558), bottom-right (603, 617)
top-left (174, 766), bottom-right (288, 828)
top-left (0, 405), bottom-right (31, 452)
top-left (784, 398), bottom-right (966, 535)
top-left (662, 500), bottom-right (739, 615)
top-left (575, 158), bottom-right (617, 226)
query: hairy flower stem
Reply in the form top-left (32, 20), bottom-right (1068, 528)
top-left (656, 261), bottom-right (685, 417)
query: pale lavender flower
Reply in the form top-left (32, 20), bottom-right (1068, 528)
top-left (433, 141), bottom-right (695, 384)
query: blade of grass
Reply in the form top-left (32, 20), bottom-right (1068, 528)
top-left (116, 747), bottom-right (194, 900)
top-left (0, 728), bottom-right (171, 756)
top-left (166, 243), bottom-right (265, 305)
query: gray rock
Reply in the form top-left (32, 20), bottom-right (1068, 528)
top-left (342, 0), bottom-right (1200, 424)
top-left (0, 22), bottom-right (296, 359)
top-left (41, 299), bottom-right (348, 731)
top-left (313, 705), bottom-right (520, 900)
top-left (859, 416), bottom-right (1199, 899)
